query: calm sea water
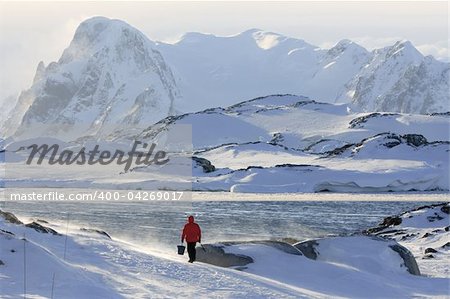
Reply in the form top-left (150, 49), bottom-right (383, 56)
top-left (0, 194), bottom-right (438, 249)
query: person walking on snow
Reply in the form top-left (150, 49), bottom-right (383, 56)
top-left (181, 215), bottom-right (202, 263)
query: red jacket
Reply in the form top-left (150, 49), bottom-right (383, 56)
top-left (182, 216), bottom-right (201, 243)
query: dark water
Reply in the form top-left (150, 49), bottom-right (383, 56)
top-left (0, 200), bottom-right (431, 249)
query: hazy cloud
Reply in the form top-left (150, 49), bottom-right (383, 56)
top-left (417, 40), bottom-right (449, 61)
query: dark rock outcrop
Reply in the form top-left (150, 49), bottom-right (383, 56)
top-left (366, 203), bottom-right (449, 235)
top-left (424, 248), bottom-right (438, 254)
top-left (196, 244), bottom-right (253, 268)
top-left (422, 232), bottom-right (433, 238)
top-left (400, 233), bottom-right (417, 241)
top-left (0, 229), bottom-right (15, 236)
top-left (407, 203), bottom-right (448, 213)
top-left (402, 134), bottom-right (428, 147)
top-left (323, 143), bottom-right (355, 157)
top-left (196, 240), bottom-right (302, 268)
top-left (270, 132), bottom-right (284, 145)
top-left (349, 113), bottom-right (398, 128)
top-left (381, 216), bottom-right (402, 227)
top-left (364, 216), bottom-right (402, 234)
top-left (429, 112), bottom-right (450, 117)
top-left (389, 244), bottom-right (421, 275)
top-left (293, 240), bottom-right (319, 260)
top-left (324, 131), bottom-right (446, 159)
top-left (80, 228), bottom-right (111, 239)
top-left (1, 210), bottom-right (59, 235)
top-left (0, 210), bottom-right (23, 225)
top-left (192, 156), bottom-right (216, 173)
top-left (25, 222), bottom-right (60, 235)
top-left (427, 213), bottom-right (444, 222)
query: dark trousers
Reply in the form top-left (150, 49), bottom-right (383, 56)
top-left (187, 242), bottom-right (196, 262)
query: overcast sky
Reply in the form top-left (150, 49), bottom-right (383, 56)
top-left (0, 1), bottom-right (448, 101)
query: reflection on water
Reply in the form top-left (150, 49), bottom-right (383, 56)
top-left (0, 199), bottom-right (431, 249)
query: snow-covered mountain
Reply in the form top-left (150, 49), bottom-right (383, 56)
top-left (2, 17), bottom-right (179, 138)
top-left (2, 17), bottom-right (448, 139)
top-left (348, 42), bottom-right (449, 113)
top-left (158, 30), bottom-right (448, 114)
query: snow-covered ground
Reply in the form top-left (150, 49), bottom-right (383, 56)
top-left (0, 215), bottom-right (308, 298)
top-left (212, 237), bottom-right (445, 298)
top-left (1, 203), bottom-right (449, 298)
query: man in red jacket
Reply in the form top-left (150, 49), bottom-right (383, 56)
top-left (181, 215), bottom-right (202, 263)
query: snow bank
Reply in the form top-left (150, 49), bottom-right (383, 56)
top-left (366, 202), bottom-right (450, 278)
top-left (206, 238), bottom-right (448, 298)
top-left (195, 162), bottom-right (448, 193)
top-left (294, 236), bottom-right (420, 275)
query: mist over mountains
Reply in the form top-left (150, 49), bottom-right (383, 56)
top-left (1, 16), bottom-right (448, 137)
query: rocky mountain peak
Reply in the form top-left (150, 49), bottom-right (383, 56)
top-left (327, 39), bottom-right (368, 57)
top-left (59, 17), bottom-right (156, 65)
top-left (384, 40), bottom-right (423, 61)
top-left (4, 17), bottom-right (178, 139)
